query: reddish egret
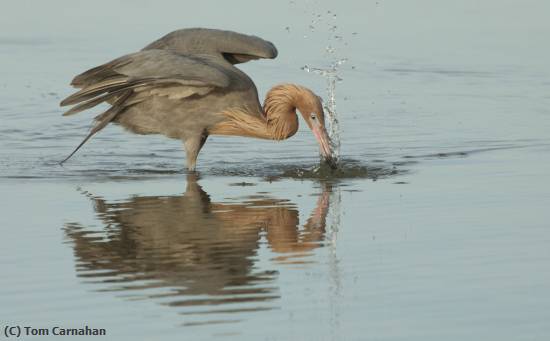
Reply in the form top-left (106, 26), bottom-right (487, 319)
top-left (61, 28), bottom-right (335, 170)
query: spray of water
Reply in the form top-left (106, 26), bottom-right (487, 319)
top-left (302, 59), bottom-right (346, 163)
top-left (294, 7), bottom-right (353, 166)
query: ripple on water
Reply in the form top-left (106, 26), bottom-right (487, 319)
top-left (209, 158), bottom-right (407, 181)
top-left (0, 156), bottom-right (409, 182)
top-left (277, 159), bottom-right (404, 181)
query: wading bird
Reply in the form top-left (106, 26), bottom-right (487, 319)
top-left (61, 28), bottom-right (335, 170)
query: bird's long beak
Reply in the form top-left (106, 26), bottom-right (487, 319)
top-left (312, 124), bottom-right (337, 169)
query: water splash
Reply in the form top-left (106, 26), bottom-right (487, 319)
top-left (296, 7), bottom-right (353, 166)
top-left (302, 59), bottom-right (346, 164)
top-left (285, 4), bottom-right (358, 167)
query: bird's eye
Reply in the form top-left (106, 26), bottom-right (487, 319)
top-left (310, 113), bottom-right (317, 120)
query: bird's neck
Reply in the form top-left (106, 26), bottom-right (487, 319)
top-left (263, 84), bottom-right (301, 140)
top-left (210, 84), bottom-right (302, 140)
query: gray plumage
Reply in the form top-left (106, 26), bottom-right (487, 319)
top-left (60, 28), bottom-right (278, 168)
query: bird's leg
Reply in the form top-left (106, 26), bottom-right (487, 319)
top-left (183, 131), bottom-right (208, 171)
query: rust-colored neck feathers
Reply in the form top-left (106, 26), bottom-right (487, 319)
top-left (210, 84), bottom-right (309, 140)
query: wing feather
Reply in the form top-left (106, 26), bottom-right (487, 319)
top-left (60, 91), bottom-right (133, 164)
top-left (61, 50), bottom-right (229, 113)
top-left (60, 50), bottom-right (230, 162)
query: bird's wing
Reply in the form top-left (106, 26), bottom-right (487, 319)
top-left (63, 49), bottom-right (230, 109)
top-left (59, 50), bottom-right (230, 163)
top-left (142, 28), bottom-right (278, 65)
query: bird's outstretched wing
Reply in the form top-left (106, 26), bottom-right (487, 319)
top-left (60, 49), bottom-right (229, 163)
top-left (142, 28), bottom-right (278, 65)
top-left (63, 49), bottom-right (229, 108)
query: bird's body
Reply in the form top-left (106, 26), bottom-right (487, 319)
top-left (105, 51), bottom-right (262, 141)
top-left (61, 28), bottom-right (335, 170)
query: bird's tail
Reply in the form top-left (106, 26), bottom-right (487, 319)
top-left (59, 90), bottom-right (132, 164)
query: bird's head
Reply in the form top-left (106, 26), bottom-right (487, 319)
top-left (294, 88), bottom-right (336, 167)
top-left (264, 84), bottom-right (337, 168)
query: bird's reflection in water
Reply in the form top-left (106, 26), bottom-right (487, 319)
top-left (64, 174), bottom-right (334, 326)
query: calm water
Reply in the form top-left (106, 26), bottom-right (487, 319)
top-left (1, 1), bottom-right (550, 340)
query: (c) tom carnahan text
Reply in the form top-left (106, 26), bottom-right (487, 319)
top-left (4, 325), bottom-right (106, 337)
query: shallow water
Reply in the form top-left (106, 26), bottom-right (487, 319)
top-left (2, 1), bottom-right (550, 340)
